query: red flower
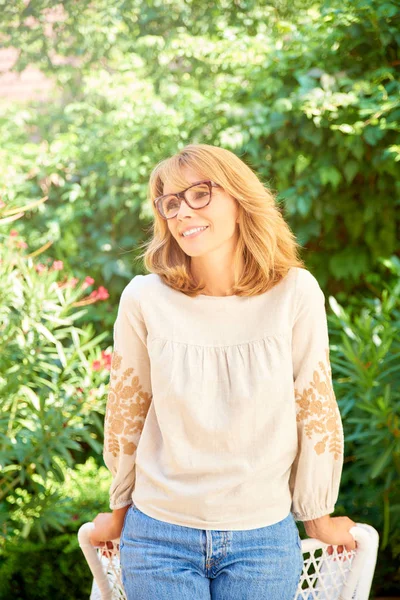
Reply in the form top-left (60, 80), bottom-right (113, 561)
top-left (72, 282), bottom-right (110, 307)
top-left (91, 351), bottom-right (113, 372)
top-left (86, 287), bottom-right (110, 302)
top-left (96, 286), bottom-right (109, 300)
top-left (82, 276), bottom-right (95, 290)
top-left (101, 351), bottom-right (112, 370)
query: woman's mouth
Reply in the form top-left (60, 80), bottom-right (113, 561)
top-left (181, 226), bottom-right (209, 239)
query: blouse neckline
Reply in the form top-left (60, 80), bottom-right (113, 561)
top-left (154, 273), bottom-right (294, 303)
top-left (154, 274), bottom-right (249, 302)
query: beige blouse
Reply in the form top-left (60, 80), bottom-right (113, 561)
top-left (103, 266), bottom-right (344, 530)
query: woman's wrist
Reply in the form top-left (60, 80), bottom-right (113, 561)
top-left (303, 514), bottom-right (331, 537)
top-left (112, 503), bottom-right (131, 526)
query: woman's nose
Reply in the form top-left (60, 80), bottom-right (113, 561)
top-left (176, 198), bottom-right (196, 219)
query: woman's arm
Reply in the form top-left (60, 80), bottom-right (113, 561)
top-left (102, 277), bottom-right (152, 511)
top-left (90, 505), bottom-right (131, 546)
top-left (288, 269), bottom-right (356, 552)
top-left (303, 513), bottom-right (357, 554)
top-left (112, 504), bottom-right (131, 526)
top-left (289, 268), bottom-right (344, 522)
top-left (90, 277), bottom-right (152, 546)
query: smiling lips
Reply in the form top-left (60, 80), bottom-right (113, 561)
top-left (181, 226), bottom-right (209, 239)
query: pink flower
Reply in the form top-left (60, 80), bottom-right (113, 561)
top-left (68, 277), bottom-right (79, 288)
top-left (96, 286), bottom-right (109, 300)
top-left (101, 351), bottom-right (112, 370)
top-left (91, 350), bottom-right (113, 372)
top-left (82, 276), bottom-right (95, 290)
top-left (72, 283), bottom-right (109, 307)
top-left (16, 241), bottom-right (28, 249)
top-left (9, 229), bottom-right (18, 237)
top-left (35, 263), bottom-right (47, 273)
top-left (0, 200), bottom-right (6, 208)
top-left (86, 287), bottom-right (109, 302)
top-left (58, 277), bottom-right (79, 289)
top-left (52, 260), bottom-right (64, 271)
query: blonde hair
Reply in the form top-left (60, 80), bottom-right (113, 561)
top-left (136, 143), bottom-right (306, 297)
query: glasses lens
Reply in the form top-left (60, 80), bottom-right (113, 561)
top-left (161, 183), bottom-right (210, 219)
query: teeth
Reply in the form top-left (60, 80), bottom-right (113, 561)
top-left (182, 226), bottom-right (208, 237)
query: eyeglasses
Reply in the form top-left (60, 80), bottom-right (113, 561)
top-left (154, 180), bottom-right (221, 220)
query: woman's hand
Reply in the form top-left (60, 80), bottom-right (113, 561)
top-left (304, 515), bottom-right (357, 560)
top-left (89, 512), bottom-right (126, 549)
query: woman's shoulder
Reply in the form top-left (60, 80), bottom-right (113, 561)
top-left (291, 266), bottom-right (325, 306)
top-left (122, 273), bottom-right (161, 299)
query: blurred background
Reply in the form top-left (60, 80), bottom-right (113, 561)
top-left (0, 1), bottom-right (399, 598)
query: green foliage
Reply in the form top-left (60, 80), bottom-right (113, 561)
top-left (0, 0), bottom-right (398, 295)
top-left (0, 229), bottom-right (111, 540)
top-left (328, 256), bottom-right (400, 592)
top-left (0, 458), bottom-right (111, 600)
top-left (0, 534), bottom-right (91, 600)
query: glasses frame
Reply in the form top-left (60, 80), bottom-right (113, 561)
top-left (154, 180), bottom-right (221, 220)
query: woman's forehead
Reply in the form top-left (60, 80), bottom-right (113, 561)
top-left (162, 167), bottom-right (208, 194)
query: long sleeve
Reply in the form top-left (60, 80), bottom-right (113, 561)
top-left (103, 278), bottom-right (153, 510)
top-left (289, 269), bottom-right (344, 522)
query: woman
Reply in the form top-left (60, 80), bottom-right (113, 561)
top-left (90, 143), bottom-right (357, 599)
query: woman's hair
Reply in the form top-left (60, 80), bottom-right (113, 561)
top-left (136, 143), bottom-right (306, 297)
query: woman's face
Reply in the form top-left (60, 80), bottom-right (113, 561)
top-left (164, 167), bottom-right (240, 258)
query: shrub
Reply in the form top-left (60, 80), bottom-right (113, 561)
top-left (0, 457), bottom-right (111, 600)
top-left (0, 0), bottom-right (398, 294)
top-left (0, 220), bottom-right (112, 540)
top-left (328, 255), bottom-right (400, 594)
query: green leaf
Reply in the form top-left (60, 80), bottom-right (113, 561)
top-left (343, 160), bottom-right (359, 184)
top-left (34, 323), bottom-right (67, 368)
top-left (370, 444), bottom-right (394, 479)
top-left (20, 385), bottom-right (41, 411)
top-left (319, 166), bottom-right (342, 189)
top-left (363, 126), bottom-right (386, 146)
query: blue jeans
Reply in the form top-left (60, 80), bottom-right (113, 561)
top-left (120, 504), bottom-right (303, 599)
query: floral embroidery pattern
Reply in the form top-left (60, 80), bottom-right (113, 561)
top-left (104, 350), bottom-right (152, 457)
top-left (294, 348), bottom-right (343, 459)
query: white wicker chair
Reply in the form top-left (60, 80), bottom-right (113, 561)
top-left (78, 520), bottom-right (379, 600)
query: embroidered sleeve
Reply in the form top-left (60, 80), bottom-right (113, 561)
top-left (289, 269), bottom-right (344, 522)
top-left (103, 277), bottom-right (152, 510)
